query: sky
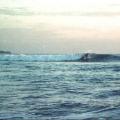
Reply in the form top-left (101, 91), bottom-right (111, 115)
top-left (0, 0), bottom-right (120, 54)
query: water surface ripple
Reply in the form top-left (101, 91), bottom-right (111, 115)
top-left (0, 61), bottom-right (120, 120)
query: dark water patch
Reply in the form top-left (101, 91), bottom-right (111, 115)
top-left (29, 104), bottom-right (71, 117)
top-left (25, 65), bottom-right (40, 70)
top-left (59, 102), bottom-right (87, 109)
top-left (0, 70), bottom-right (13, 72)
top-left (0, 117), bottom-right (23, 120)
top-left (34, 108), bottom-right (69, 117)
top-left (21, 95), bottom-right (43, 100)
top-left (94, 89), bottom-right (120, 99)
top-left (113, 67), bottom-right (120, 72)
top-left (82, 117), bottom-right (113, 120)
top-left (18, 87), bottom-right (41, 92)
top-left (0, 61), bottom-right (12, 65)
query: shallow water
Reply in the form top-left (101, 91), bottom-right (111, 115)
top-left (0, 61), bottom-right (120, 120)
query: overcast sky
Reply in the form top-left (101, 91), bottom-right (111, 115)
top-left (0, 0), bottom-right (120, 54)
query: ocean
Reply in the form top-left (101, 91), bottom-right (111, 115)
top-left (0, 54), bottom-right (120, 120)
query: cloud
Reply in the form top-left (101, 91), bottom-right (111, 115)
top-left (0, 7), bottom-right (120, 17)
top-left (0, 7), bottom-right (34, 16)
top-left (82, 12), bottom-right (120, 16)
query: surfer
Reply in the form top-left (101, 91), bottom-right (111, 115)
top-left (80, 53), bottom-right (90, 62)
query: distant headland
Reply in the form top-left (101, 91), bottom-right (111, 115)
top-left (0, 50), bottom-right (12, 54)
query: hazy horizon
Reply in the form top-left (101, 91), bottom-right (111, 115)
top-left (0, 0), bottom-right (120, 54)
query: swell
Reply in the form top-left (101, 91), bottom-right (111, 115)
top-left (0, 53), bottom-right (120, 62)
top-left (80, 53), bottom-right (120, 62)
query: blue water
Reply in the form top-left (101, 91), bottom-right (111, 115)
top-left (0, 55), bottom-right (120, 120)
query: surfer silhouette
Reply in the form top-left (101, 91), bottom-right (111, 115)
top-left (81, 53), bottom-right (91, 62)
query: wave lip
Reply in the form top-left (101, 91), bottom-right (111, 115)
top-left (0, 53), bottom-right (120, 62)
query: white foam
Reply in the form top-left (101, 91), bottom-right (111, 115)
top-left (0, 54), bottom-right (82, 62)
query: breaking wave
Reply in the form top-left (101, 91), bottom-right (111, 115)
top-left (0, 53), bottom-right (120, 62)
top-left (0, 54), bottom-right (81, 62)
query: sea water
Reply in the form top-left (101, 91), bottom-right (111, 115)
top-left (0, 54), bottom-right (120, 120)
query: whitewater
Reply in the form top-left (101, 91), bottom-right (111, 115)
top-left (0, 53), bottom-right (120, 62)
top-left (0, 53), bottom-right (120, 120)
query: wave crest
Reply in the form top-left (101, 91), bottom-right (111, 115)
top-left (0, 53), bottom-right (120, 62)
